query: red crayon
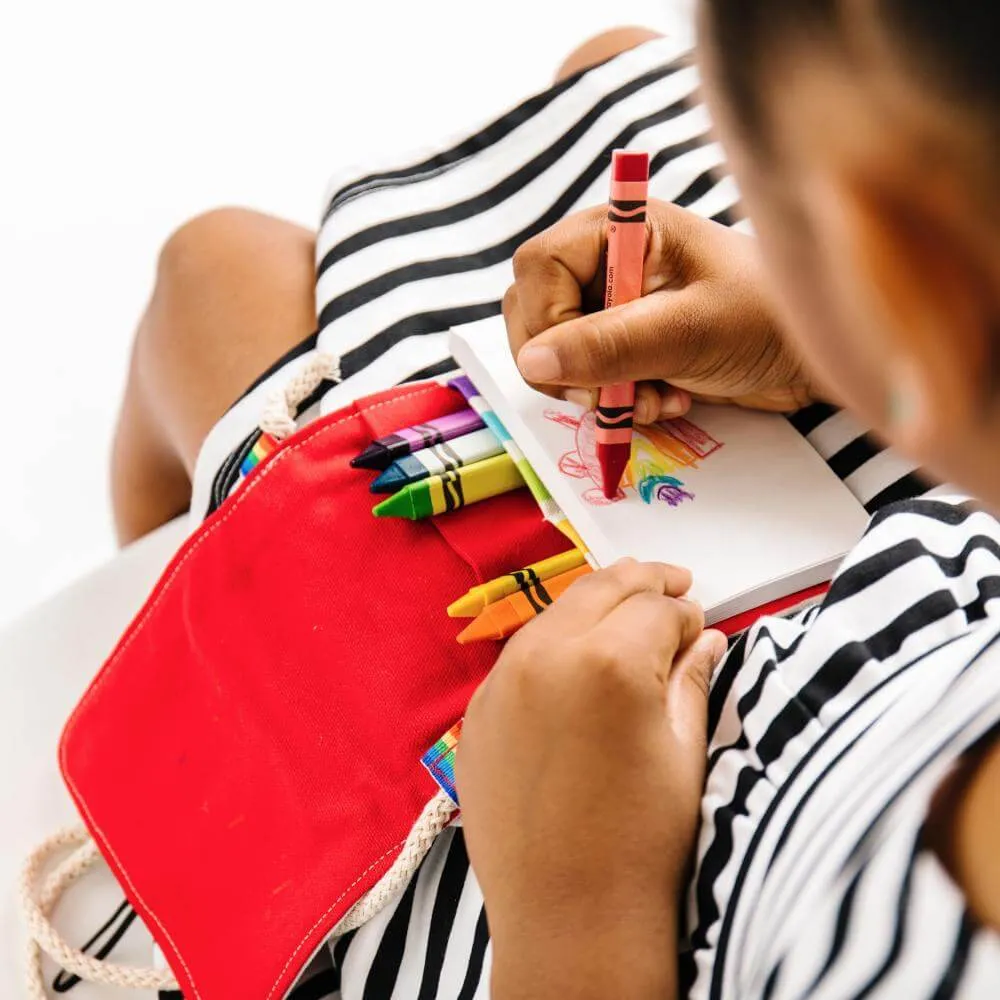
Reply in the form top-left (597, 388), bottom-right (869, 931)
top-left (596, 150), bottom-right (649, 500)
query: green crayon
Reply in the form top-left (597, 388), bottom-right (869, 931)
top-left (372, 454), bottom-right (524, 520)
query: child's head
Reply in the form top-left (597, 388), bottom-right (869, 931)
top-left (698, 1), bottom-right (1000, 504)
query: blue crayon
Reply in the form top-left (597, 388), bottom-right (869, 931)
top-left (369, 427), bottom-right (504, 494)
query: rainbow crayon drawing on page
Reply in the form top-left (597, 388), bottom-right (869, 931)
top-left (596, 150), bottom-right (650, 499)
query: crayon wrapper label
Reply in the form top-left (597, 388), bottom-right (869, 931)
top-left (421, 719), bottom-right (463, 806)
top-left (613, 180), bottom-right (649, 201)
top-left (598, 428), bottom-right (634, 446)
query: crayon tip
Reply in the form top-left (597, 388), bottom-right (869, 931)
top-left (447, 591), bottom-right (485, 619)
top-left (351, 443), bottom-right (392, 470)
top-left (455, 617), bottom-right (500, 644)
top-left (611, 149), bottom-right (650, 182)
top-left (372, 490), bottom-right (416, 519)
top-left (597, 442), bottom-right (631, 501)
top-left (456, 602), bottom-right (521, 644)
top-left (370, 466), bottom-right (407, 494)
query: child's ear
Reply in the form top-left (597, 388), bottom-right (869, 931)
top-left (813, 169), bottom-right (997, 452)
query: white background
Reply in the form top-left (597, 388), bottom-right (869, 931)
top-left (0, 1), bottom-right (694, 629)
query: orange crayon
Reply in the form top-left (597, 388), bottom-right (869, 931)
top-left (456, 564), bottom-right (593, 644)
top-left (596, 150), bottom-right (649, 500)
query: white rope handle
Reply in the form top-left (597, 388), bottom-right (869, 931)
top-left (334, 791), bottom-right (456, 935)
top-left (259, 351), bottom-right (341, 440)
top-left (20, 795), bottom-right (455, 998)
top-left (21, 826), bottom-right (180, 996)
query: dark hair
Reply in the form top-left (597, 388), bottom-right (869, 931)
top-left (703, 1), bottom-right (1000, 152)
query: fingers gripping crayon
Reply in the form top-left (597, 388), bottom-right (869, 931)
top-left (456, 564), bottom-right (593, 643)
top-left (596, 150), bottom-right (650, 500)
top-left (372, 453), bottom-right (524, 520)
top-left (351, 408), bottom-right (486, 470)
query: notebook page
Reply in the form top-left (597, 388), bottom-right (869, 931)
top-left (449, 317), bottom-right (869, 622)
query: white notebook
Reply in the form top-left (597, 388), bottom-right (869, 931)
top-left (448, 317), bottom-right (870, 624)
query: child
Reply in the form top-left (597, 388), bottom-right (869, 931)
top-left (470, 4), bottom-right (1000, 997)
top-left (110, 9), bottom-right (999, 999)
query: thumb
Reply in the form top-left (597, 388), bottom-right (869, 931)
top-left (516, 291), bottom-right (694, 389)
top-left (668, 629), bottom-right (728, 744)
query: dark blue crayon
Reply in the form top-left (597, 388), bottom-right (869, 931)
top-left (368, 427), bottom-right (503, 493)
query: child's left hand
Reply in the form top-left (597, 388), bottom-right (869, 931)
top-left (456, 559), bottom-right (727, 999)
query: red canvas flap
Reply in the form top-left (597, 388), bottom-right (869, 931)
top-left (59, 383), bottom-right (563, 1000)
top-left (355, 382), bottom-right (468, 436)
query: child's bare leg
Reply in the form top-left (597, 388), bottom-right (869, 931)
top-left (110, 27), bottom-right (663, 545)
top-left (111, 208), bottom-right (316, 543)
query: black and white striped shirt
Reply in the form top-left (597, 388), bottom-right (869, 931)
top-left (184, 36), bottom-right (1000, 999)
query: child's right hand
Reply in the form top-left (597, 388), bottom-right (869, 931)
top-left (457, 559), bottom-right (726, 999)
top-left (504, 200), bottom-right (818, 424)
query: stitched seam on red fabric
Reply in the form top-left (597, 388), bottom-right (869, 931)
top-left (264, 834), bottom-right (409, 1000)
top-left (59, 385), bottom-right (441, 1000)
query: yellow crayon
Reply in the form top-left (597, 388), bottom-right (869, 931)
top-left (456, 565), bottom-right (594, 643)
top-left (448, 549), bottom-right (588, 618)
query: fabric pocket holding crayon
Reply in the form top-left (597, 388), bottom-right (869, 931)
top-left (57, 381), bottom-right (567, 999)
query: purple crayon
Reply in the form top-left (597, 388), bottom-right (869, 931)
top-left (350, 407), bottom-right (487, 471)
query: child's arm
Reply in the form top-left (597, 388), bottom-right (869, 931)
top-left (505, 200), bottom-right (826, 422)
top-left (456, 560), bottom-right (728, 999)
top-left (490, 910), bottom-right (681, 1000)
top-left (927, 735), bottom-right (1000, 932)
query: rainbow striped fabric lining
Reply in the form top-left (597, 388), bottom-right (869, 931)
top-left (421, 719), bottom-right (463, 805)
top-left (240, 433), bottom-right (278, 477)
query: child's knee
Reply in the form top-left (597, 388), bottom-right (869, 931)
top-left (155, 207), bottom-right (262, 303)
top-left (135, 205), bottom-right (315, 463)
top-left (554, 26), bottom-right (664, 83)
top-left (138, 207), bottom-right (258, 392)
top-left (146, 206), bottom-right (309, 371)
